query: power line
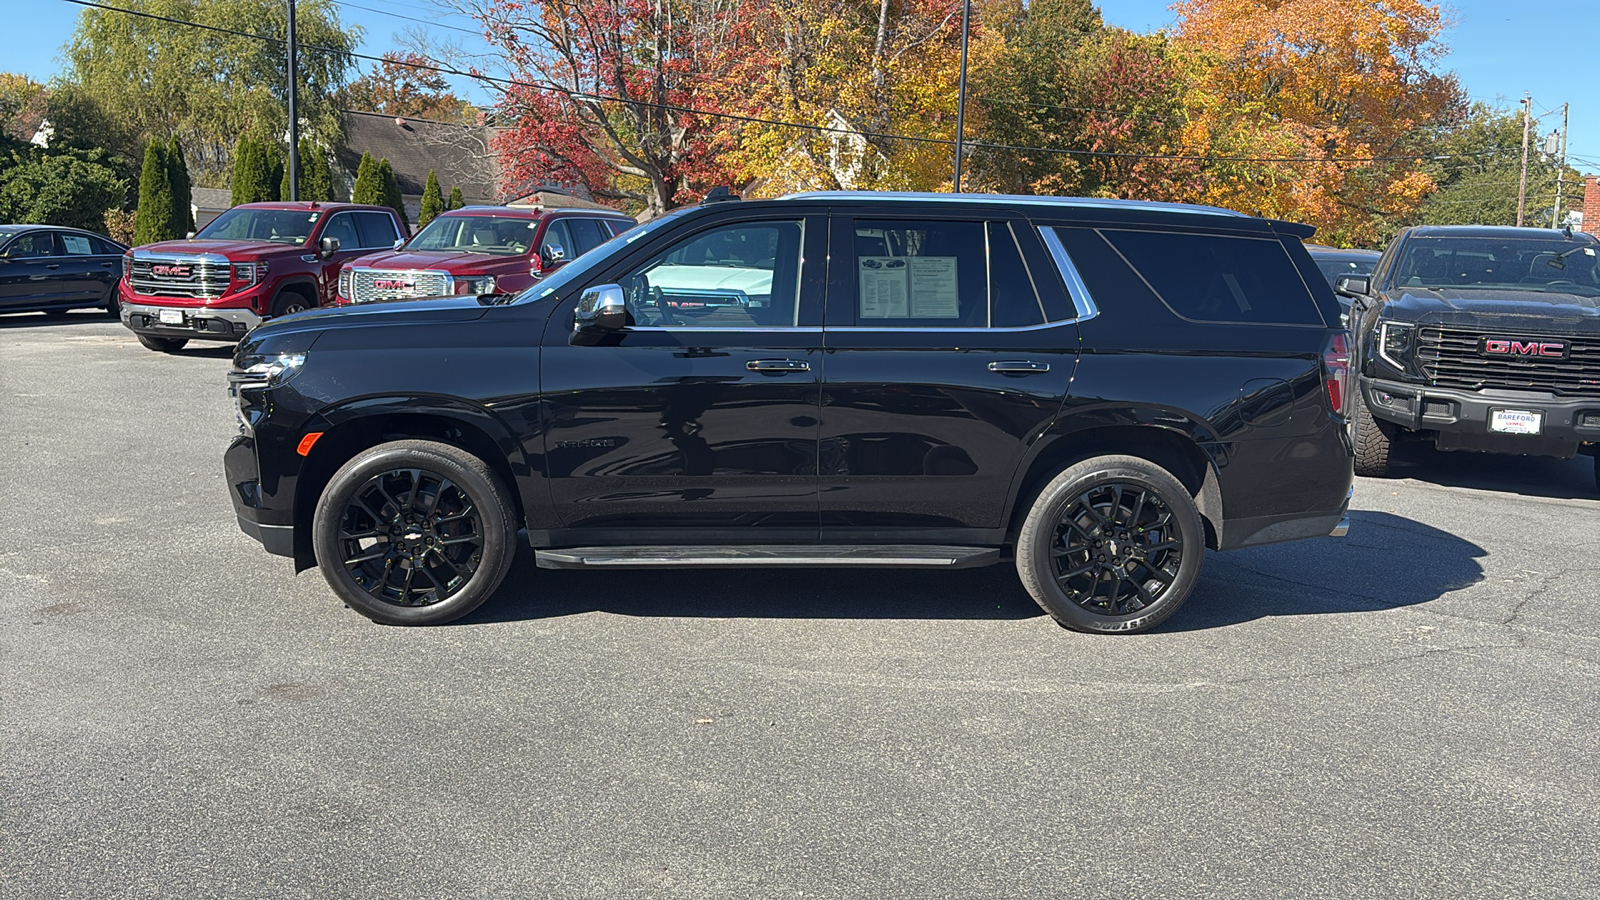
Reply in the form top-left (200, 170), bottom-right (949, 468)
top-left (327, 0), bottom-right (483, 37)
top-left (59, 0), bottom-right (1508, 168)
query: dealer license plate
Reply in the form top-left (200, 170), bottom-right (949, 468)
top-left (158, 308), bottom-right (185, 326)
top-left (1489, 409), bottom-right (1543, 435)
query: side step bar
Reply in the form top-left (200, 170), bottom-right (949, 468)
top-left (535, 545), bottom-right (1002, 570)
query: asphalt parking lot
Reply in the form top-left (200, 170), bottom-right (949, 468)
top-left (3, 310), bottom-right (1598, 899)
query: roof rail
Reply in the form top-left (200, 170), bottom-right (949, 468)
top-left (775, 190), bottom-right (1247, 218)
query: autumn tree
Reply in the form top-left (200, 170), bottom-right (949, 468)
top-left (1171, 0), bottom-right (1462, 244)
top-left (461, 0), bottom-right (763, 215)
top-left (65, 0), bottom-right (357, 186)
top-left (341, 52), bottom-right (472, 123)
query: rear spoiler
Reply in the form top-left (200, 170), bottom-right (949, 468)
top-left (1269, 219), bottom-right (1316, 240)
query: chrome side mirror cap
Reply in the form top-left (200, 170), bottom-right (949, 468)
top-left (1333, 275), bottom-right (1370, 299)
top-left (571, 284), bottom-right (627, 345)
top-left (542, 243), bottom-right (567, 265)
top-left (318, 236), bottom-right (341, 260)
top-left (393, 238), bottom-right (405, 250)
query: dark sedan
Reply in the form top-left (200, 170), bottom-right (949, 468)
top-left (0, 225), bottom-right (128, 317)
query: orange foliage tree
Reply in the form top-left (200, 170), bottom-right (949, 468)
top-left (1172, 0), bottom-right (1462, 244)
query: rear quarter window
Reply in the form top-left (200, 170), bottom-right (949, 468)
top-left (1099, 229), bottom-right (1324, 326)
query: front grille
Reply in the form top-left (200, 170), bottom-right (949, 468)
top-left (130, 256), bottom-right (230, 299)
top-left (1416, 326), bottom-right (1600, 397)
top-left (349, 268), bottom-right (452, 303)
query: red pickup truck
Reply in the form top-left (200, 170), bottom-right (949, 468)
top-left (119, 201), bottom-right (406, 352)
top-left (336, 206), bottom-right (634, 304)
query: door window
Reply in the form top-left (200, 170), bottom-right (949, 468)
top-left (319, 213), bottom-right (360, 251)
top-left (90, 237), bottom-right (122, 256)
top-left (848, 220), bottom-right (987, 327)
top-left (354, 212), bottom-right (400, 249)
top-left (540, 220), bottom-right (574, 261)
top-left (1098, 229), bottom-right (1323, 325)
top-left (619, 220), bottom-right (805, 328)
top-left (566, 217), bottom-right (605, 255)
top-left (5, 232), bottom-right (58, 258)
top-left (59, 233), bottom-right (97, 256)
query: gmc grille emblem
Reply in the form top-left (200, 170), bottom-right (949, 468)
top-left (151, 264), bottom-right (191, 277)
top-left (373, 279), bottom-right (415, 291)
top-left (1480, 338), bottom-right (1568, 359)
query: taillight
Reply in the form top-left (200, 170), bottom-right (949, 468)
top-left (1323, 331), bottom-right (1351, 415)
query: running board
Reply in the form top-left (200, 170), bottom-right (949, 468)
top-left (535, 545), bottom-right (1002, 570)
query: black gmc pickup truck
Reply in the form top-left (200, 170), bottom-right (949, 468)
top-left (226, 191), bottom-right (1355, 633)
top-left (1340, 225), bottom-right (1600, 488)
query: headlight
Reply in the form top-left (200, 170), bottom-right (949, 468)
top-left (228, 352), bottom-right (307, 391)
top-left (338, 268), bottom-right (352, 299)
top-left (1376, 321), bottom-right (1414, 371)
top-left (231, 261), bottom-right (267, 288)
top-left (455, 275), bottom-right (498, 295)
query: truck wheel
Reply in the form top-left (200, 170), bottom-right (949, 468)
top-left (1352, 398), bottom-right (1393, 477)
top-left (271, 290), bottom-right (312, 318)
top-left (136, 334), bottom-right (188, 352)
top-left (1015, 455), bottom-right (1205, 634)
top-left (312, 440), bottom-right (517, 626)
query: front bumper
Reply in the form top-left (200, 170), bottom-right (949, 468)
top-left (122, 301), bottom-right (262, 342)
top-left (1363, 376), bottom-right (1600, 457)
top-left (226, 434), bottom-right (295, 558)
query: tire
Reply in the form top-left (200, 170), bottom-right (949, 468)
top-left (1352, 395), bottom-right (1393, 478)
top-left (1016, 455), bottom-right (1205, 634)
top-left (271, 290), bottom-right (313, 318)
top-left (312, 440), bottom-right (517, 625)
top-left (104, 286), bottom-right (121, 319)
top-left (136, 334), bottom-right (188, 352)
top-left (1593, 455), bottom-right (1599, 493)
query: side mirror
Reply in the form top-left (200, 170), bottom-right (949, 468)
top-left (1333, 275), bottom-right (1370, 299)
top-left (186, 231), bottom-right (196, 240)
top-left (393, 238), bottom-right (405, 250)
top-left (542, 243), bottom-right (567, 265)
top-left (318, 236), bottom-right (341, 260)
top-left (570, 284), bottom-right (627, 345)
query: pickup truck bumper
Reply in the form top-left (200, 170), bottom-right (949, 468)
top-left (1362, 376), bottom-right (1600, 458)
top-left (122, 301), bottom-right (261, 341)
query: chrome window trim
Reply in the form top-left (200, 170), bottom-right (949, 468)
top-left (622, 326), bottom-right (822, 334)
top-left (1038, 227), bottom-right (1101, 323)
top-left (777, 190), bottom-right (1247, 218)
top-left (826, 321), bottom-right (1075, 333)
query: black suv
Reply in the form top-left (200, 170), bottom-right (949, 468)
top-left (1340, 225), bottom-right (1600, 487)
top-left (226, 192), bottom-right (1354, 633)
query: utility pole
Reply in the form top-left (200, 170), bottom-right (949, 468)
top-left (1553, 103), bottom-right (1569, 229)
top-left (951, 0), bottom-right (971, 193)
top-left (1517, 93), bottom-right (1531, 227)
top-left (286, 0), bottom-right (300, 202)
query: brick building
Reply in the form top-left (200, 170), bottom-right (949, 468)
top-left (1581, 175), bottom-right (1600, 233)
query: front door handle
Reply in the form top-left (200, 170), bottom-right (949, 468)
top-left (746, 359), bottom-right (811, 373)
top-left (988, 360), bottom-right (1050, 374)
top-left (45, 264), bottom-right (61, 270)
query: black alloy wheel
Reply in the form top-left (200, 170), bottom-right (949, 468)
top-left (1017, 455), bottom-right (1204, 634)
top-left (1050, 482), bottom-right (1184, 617)
top-left (313, 440), bottom-right (516, 625)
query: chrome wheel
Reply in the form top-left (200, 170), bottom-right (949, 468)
top-left (1051, 483), bottom-right (1184, 616)
top-left (337, 468), bottom-right (485, 609)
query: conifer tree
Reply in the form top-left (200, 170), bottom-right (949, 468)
top-left (230, 136), bottom-right (264, 206)
top-left (447, 186), bottom-right (464, 210)
top-left (350, 152), bottom-right (381, 204)
top-left (378, 158), bottom-right (409, 230)
top-left (133, 139), bottom-right (176, 245)
top-left (418, 170), bottom-right (443, 226)
top-left (166, 135), bottom-right (194, 235)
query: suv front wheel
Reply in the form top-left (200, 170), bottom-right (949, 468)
top-left (311, 440), bottom-right (518, 625)
top-left (1016, 455), bottom-right (1205, 634)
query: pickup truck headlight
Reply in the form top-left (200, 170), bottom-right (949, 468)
top-left (455, 275), bottom-right (498, 295)
top-left (1376, 321), bottom-right (1414, 371)
top-left (338, 267), bottom-right (353, 300)
top-left (231, 261), bottom-right (267, 288)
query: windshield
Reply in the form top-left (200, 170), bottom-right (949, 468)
top-left (196, 208), bottom-right (319, 245)
top-left (408, 215), bottom-right (536, 256)
top-left (1394, 236), bottom-right (1600, 296)
top-left (510, 207), bottom-right (692, 305)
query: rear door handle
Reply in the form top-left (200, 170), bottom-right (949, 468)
top-left (746, 359), bottom-right (811, 373)
top-left (45, 264), bottom-right (61, 270)
top-left (988, 360), bottom-right (1050, 374)
top-left (99, 261), bottom-right (115, 268)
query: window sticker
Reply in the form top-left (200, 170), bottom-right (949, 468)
top-left (61, 235), bottom-right (92, 255)
top-left (858, 256), bottom-right (908, 317)
top-left (909, 257), bottom-right (959, 317)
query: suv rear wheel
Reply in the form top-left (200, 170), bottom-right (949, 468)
top-left (311, 440), bottom-right (517, 625)
top-left (1016, 455), bottom-right (1205, 634)
top-left (136, 334), bottom-right (188, 352)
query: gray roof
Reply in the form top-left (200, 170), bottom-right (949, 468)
top-left (338, 110), bottom-right (501, 202)
top-left (191, 187), bottom-right (232, 211)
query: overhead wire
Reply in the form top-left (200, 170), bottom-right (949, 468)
top-left (57, 0), bottom-right (1515, 169)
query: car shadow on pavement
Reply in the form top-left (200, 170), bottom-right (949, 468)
top-left (1381, 441), bottom-right (1598, 500)
top-left (0, 310), bottom-right (118, 329)
top-left (457, 510), bottom-right (1485, 630)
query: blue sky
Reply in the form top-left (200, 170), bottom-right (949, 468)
top-left (13, 0), bottom-right (1597, 172)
